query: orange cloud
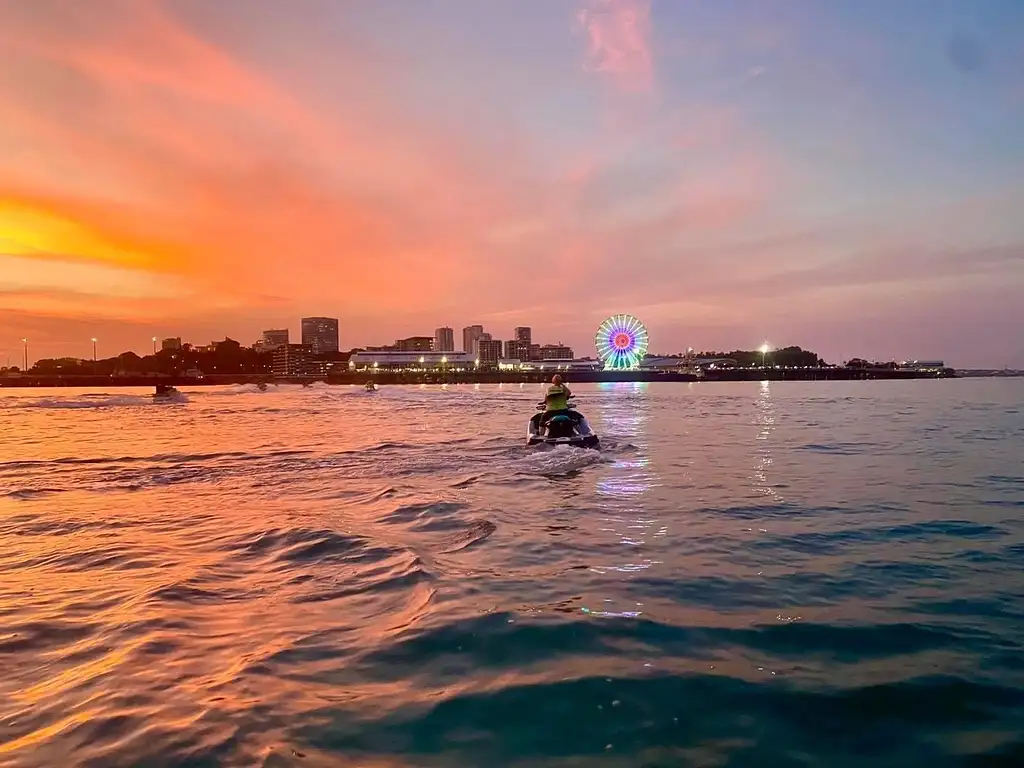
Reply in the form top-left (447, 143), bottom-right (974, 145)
top-left (0, 0), bottom-right (798, 360)
top-left (0, 1), bottom-right (541, 323)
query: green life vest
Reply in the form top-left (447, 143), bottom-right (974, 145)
top-left (545, 384), bottom-right (569, 411)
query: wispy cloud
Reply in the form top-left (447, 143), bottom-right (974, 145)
top-left (576, 0), bottom-right (654, 93)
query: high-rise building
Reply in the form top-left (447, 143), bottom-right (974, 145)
top-left (272, 344), bottom-right (314, 376)
top-left (514, 327), bottom-right (532, 344)
top-left (301, 317), bottom-right (339, 355)
top-left (161, 337), bottom-right (182, 351)
top-left (434, 327), bottom-right (454, 353)
top-left (395, 336), bottom-right (433, 352)
top-left (540, 344), bottom-right (574, 360)
top-left (478, 339), bottom-right (503, 365)
top-left (462, 325), bottom-right (484, 356)
top-left (529, 343), bottom-right (542, 361)
top-left (261, 329), bottom-right (289, 351)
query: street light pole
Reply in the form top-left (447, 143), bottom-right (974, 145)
top-left (22, 338), bottom-right (28, 371)
top-left (91, 338), bottom-right (97, 364)
top-left (152, 336), bottom-right (157, 355)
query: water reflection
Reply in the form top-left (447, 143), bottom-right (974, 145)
top-left (3, 383), bottom-right (1023, 766)
top-left (588, 384), bottom-right (661, 597)
top-left (752, 380), bottom-right (781, 503)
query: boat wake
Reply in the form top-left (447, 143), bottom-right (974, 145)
top-left (515, 444), bottom-right (605, 476)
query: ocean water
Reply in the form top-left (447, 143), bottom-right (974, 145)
top-left (1, 380), bottom-right (1022, 768)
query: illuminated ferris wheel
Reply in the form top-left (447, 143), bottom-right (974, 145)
top-left (595, 314), bottom-right (649, 370)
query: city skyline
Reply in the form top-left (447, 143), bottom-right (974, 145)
top-left (3, 1), bottom-right (1024, 368)
top-left (0, 312), bottom-right (882, 369)
top-left (0, 305), bottom-right (989, 370)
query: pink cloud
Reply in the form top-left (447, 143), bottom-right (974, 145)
top-left (576, 0), bottom-right (654, 93)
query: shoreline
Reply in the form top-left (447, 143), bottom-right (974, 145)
top-left (1, 368), bottom-right (955, 389)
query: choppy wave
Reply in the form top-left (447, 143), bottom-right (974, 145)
top-left (0, 380), bottom-right (1022, 767)
top-left (2, 391), bottom-right (191, 410)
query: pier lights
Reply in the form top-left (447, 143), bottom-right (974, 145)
top-left (474, 358), bottom-right (480, 369)
top-left (759, 342), bottom-right (771, 368)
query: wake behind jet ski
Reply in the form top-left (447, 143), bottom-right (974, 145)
top-left (527, 375), bottom-right (599, 448)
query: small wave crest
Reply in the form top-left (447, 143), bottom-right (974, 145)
top-left (514, 444), bottom-right (605, 476)
top-left (5, 394), bottom-right (152, 410)
top-left (2, 391), bottom-right (190, 409)
top-left (1, 487), bottom-right (64, 501)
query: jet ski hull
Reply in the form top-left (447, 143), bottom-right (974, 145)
top-left (527, 409), bottom-right (600, 449)
top-left (527, 434), bottom-right (600, 449)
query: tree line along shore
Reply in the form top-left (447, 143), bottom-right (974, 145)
top-left (1, 340), bottom-right (955, 387)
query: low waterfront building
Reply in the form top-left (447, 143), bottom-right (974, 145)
top-left (310, 351), bottom-right (351, 375)
top-left (395, 336), bottom-right (434, 352)
top-left (899, 359), bottom-right (945, 372)
top-left (501, 338), bottom-right (533, 361)
top-left (348, 350), bottom-right (610, 373)
top-left (639, 355), bottom-right (738, 371)
top-left (539, 344), bottom-right (574, 360)
top-left (518, 359), bottom-right (601, 372)
top-left (349, 351), bottom-right (475, 372)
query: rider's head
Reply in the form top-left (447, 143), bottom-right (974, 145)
top-left (552, 374), bottom-right (563, 386)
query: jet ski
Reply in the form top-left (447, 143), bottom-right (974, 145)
top-left (154, 384), bottom-right (180, 398)
top-left (257, 382), bottom-right (269, 391)
top-left (365, 381), bottom-right (377, 392)
top-left (527, 397), bottom-right (599, 449)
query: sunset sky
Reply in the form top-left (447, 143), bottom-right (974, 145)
top-left (2, 0), bottom-right (1023, 367)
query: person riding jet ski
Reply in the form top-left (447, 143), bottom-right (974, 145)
top-left (527, 374), bottom-right (598, 448)
top-left (540, 374), bottom-right (576, 424)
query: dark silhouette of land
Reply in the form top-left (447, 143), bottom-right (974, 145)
top-left (1, 339), bottom-right (955, 388)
